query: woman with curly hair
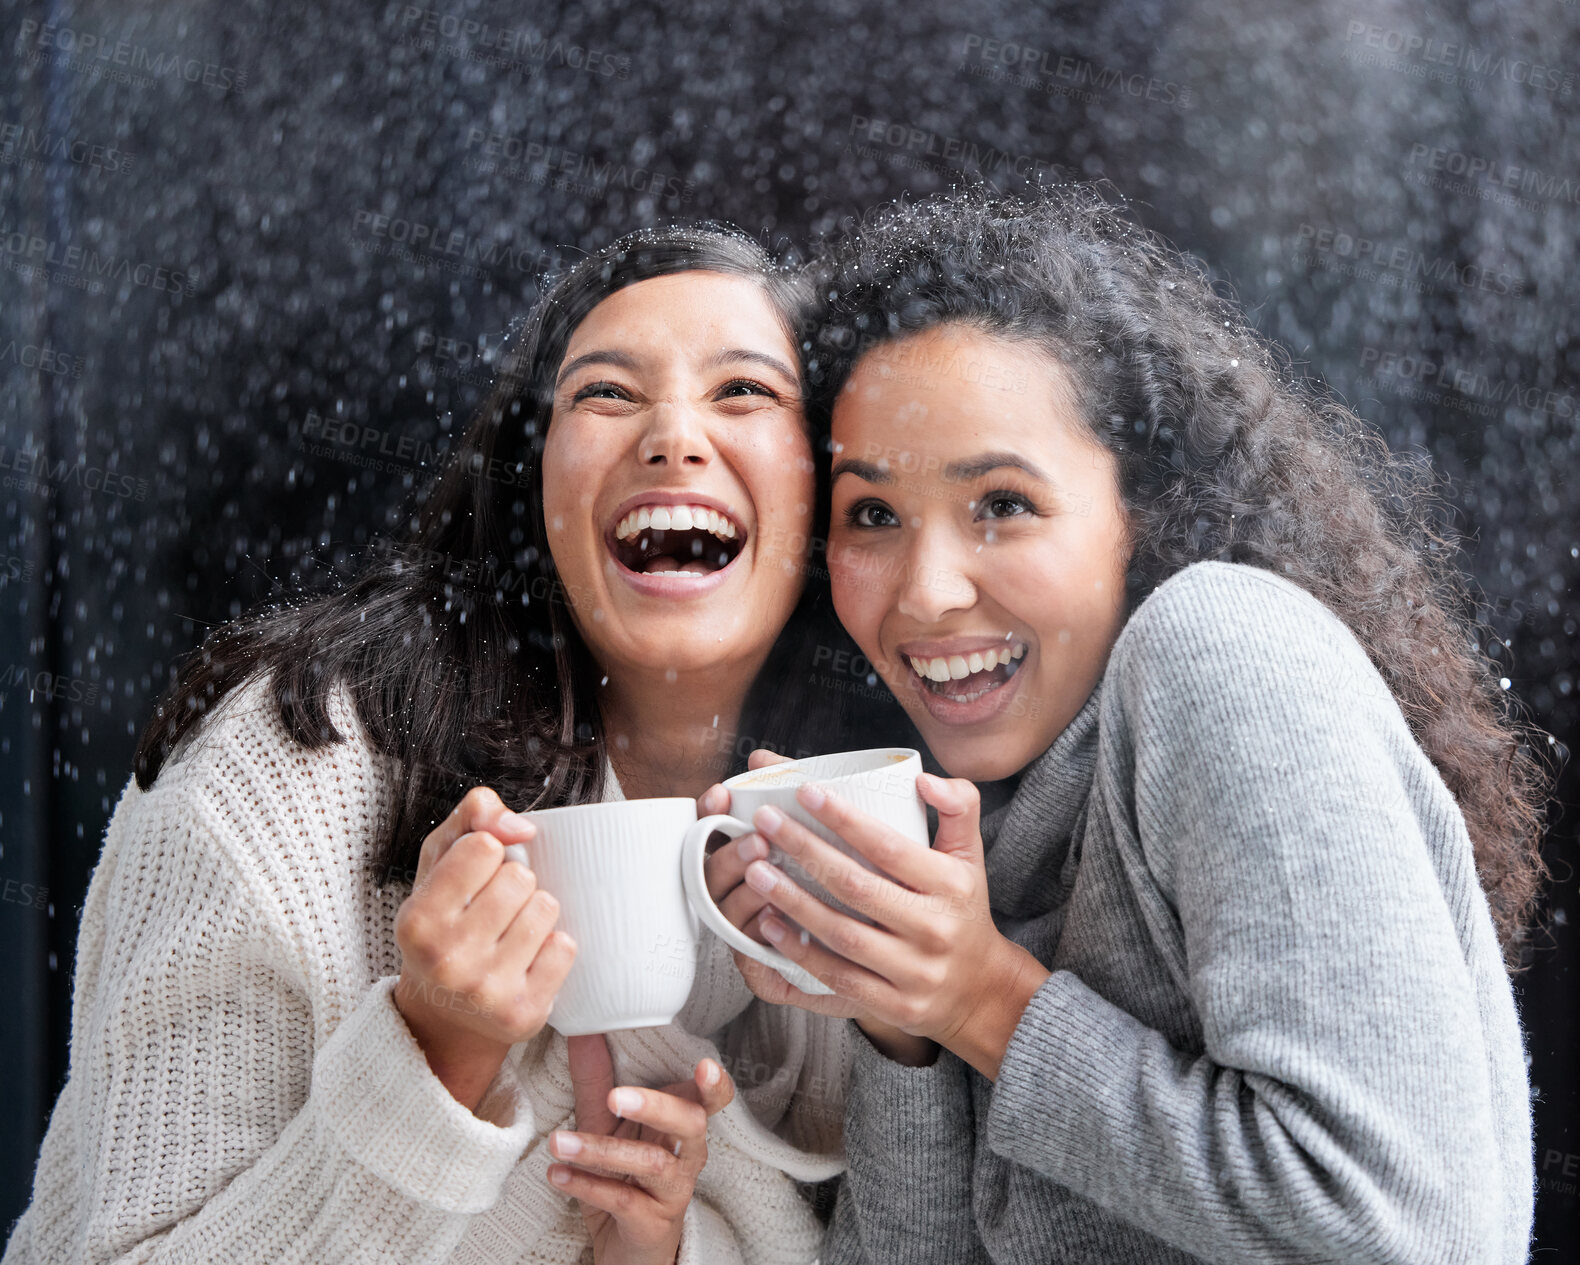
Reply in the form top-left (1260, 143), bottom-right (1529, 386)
top-left (706, 188), bottom-right (1549, 1262)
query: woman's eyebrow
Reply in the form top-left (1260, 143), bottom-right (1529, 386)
top-left (830, 458), bottom-right (893, 485)
top-left (831, 452), bottom-right (1053, 486)
top-left (556, 348), bottom-right (641, 388)
top-left (942, 452), bottom-right (1052, 483)
top-left (705, 347), bottom-right (799, 385)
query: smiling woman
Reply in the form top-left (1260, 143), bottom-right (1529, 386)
top-left (537, 271), bottom-right (821, 800)
top-left (2, 226), bottom-right (884, 1265)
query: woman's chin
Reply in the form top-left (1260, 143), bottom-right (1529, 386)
top-left (914, 722), bottom-right (1043, 784)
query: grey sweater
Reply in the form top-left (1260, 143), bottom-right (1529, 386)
top-left (821, 561), bottom-right (1533, 1264)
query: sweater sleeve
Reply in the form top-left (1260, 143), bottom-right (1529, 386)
top-left (982, 565), bottom-right (1514, 1264)
top-left (675, 1197), bottom-right (748, 1265)
top-left (819, 1034), bottom-right (987, 1265)
top-left (2, 784), bottom-right (536, 1265)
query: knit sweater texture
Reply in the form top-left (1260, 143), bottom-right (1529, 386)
top-left (822, 560), bottom-right (1533, 1265)
top-left (3, 674), bottom-right (852, 1265)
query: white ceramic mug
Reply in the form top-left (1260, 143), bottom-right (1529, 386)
top-left (500, 748), bottom-right (928, 1031)
top-left (506, 797), bottom-right (714, 1037)
top-left (684, 747), bottom-right (928, 997)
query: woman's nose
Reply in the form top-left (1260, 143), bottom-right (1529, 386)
top-left (637, 401), bottom-right (713, 467)
top-left (894, 536), bottom-right (977, 623)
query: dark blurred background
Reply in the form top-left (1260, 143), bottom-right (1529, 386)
top-left (2, 0), bottom-right (1576, 1254)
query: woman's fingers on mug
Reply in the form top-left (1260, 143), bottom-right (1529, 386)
top-left (731, 950), bottom-right (866, 1019)
top-left (745, 747), bottom-right (793, 770)
top-left (747, 810), bottom-right (903, 927)
top-left (757, 911), bottom-right (892, 1011)
top-left (702, 829), bottom-right (768, 901)
top-left (746, 862), bottom-right (893, 976)
top-left (718, 881), bottom-right (773, 936)
top-left (497, 885), bottom-right (561, 961)
top-left (792, 784), bottom-right (937, 890)
top-left (523, 929), bottom-right (577, 1004)
top-left (697, 783), bottom-right (731, 816)
top-left (418, 828), bottom-right (517, 912)
top-left (417, 786), bottom-right (533, 885)
top-left (465, 856), bottom-right (542, 937)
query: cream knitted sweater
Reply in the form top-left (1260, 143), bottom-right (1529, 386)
top-left (3, 676), bottom-right (851, 1265)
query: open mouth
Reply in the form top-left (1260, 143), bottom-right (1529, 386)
top-left (610, 502), bottom-right (745, 577)
top-left (906, 643), bottom-right (1026, 704)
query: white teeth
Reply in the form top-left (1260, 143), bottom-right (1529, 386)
top-left (614, 503), bottom-right (739, 543)
top-left (907, 644), bottom-right (1028, 683)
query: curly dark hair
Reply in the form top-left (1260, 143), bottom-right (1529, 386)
top-left (804, 187), bottom-right (1551, 970)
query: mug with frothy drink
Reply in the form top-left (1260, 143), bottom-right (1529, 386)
top-left (504, 748), bottom-right (926, 1034)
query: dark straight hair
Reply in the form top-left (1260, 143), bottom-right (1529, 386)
top-left (134, 223), bottom-right (881, 884)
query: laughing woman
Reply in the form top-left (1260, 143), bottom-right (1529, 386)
top-left (3, 227), bottom-right (864, 1265)
top-left (711, 190), bottom-right (1549, 1263)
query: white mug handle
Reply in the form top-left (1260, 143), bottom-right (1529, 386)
top-left (680, 815), bottom-right (834, 996)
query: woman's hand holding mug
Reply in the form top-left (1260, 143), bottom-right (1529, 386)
top-left (393, 786), bottom-right (577, 1112)
top-left (699, 752), bottom-right (939, 1067)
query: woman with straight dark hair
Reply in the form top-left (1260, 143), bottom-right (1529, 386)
top-left (3, 225), bottom-right (871, 1265)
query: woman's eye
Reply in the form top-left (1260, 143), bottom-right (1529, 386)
top-left (845, 500), bottom-right (899, 528)
top-left (978, 491), bottom-right (1035, 520)
top-left (572, 380), bottom-right (630, 402)
top-left (717, 378), bottom-right (778, 400)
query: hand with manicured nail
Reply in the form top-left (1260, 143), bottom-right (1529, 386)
top-left (547, 1033), bottom-right (735, 1265)
top-left (737, 772), bottom-right (1051, 1080)
top-left (392, 786), bottom-right (576, 1112)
